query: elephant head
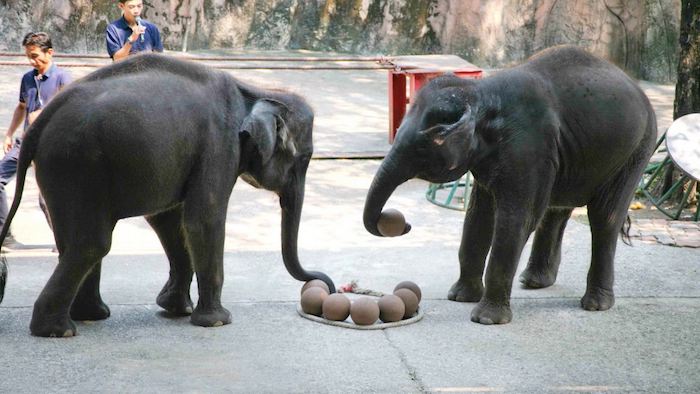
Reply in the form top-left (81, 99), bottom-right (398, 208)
top-left (364, 75), bottom-right (484, 237)
top-left (239, 97), bottom-right (335, 292)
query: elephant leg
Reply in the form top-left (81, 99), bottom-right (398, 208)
top-left (181, 188), bottom-right (231, 327)
top-left (70, 262), bottom-right (111, 321)
top-left (519, 207), bottom-right (573, 289)
top-left (30, 216), bottom-right (114, 337)
top-left (448, 184), bottom-right (494, 302)
top-left (145, 206), bottom-right (194, 316)
top-left (471, 170), bottom-right (553, 325)
top-left (582, 159), bottom-right (646, 311)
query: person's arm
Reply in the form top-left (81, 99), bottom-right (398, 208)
top-left (5, 102), bottom-right (26, 153)
top-left (112, 39), bottom-right (135, 61)
top-left (106, 25), bottom-right (142, 61)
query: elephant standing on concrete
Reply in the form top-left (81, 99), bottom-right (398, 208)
top-left (0, 54), bottom-right (334, 337)
top-left (364, 46), bottom-right (656, 324)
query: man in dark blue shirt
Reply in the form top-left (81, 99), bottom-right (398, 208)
top-left (106, 0), bottom-right (163, 61)
top-left (1, 32), bottom-right (71, 246)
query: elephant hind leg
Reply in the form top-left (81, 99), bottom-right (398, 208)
top-left (583, 149), bottom-right (650, 311)
top-left (70, 261), bottom-right (111, 321)
top-left (30, 220), bottom-right (114, 337)
top-left (180, 184), bottom-right (232, 327)
top-left (519, 207), bottom-right (573, 289)
top-left (146, 205), bottom-right (194, 316)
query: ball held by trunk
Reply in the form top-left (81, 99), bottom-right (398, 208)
top-left (377, 208), bottom-right (407, 237)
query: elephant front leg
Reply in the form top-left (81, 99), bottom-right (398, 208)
top-left (472, 188), bottom-right (549, 325)
top-left (471, 213), bottom-right (532, 324)
top-left (146, 207), bottom-right (194, 316)
top-left (448, 184), bottom-right (494, 302)
top-left (183, 211), bottom-right (231, 327)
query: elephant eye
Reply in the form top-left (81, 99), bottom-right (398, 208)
top-left (424, 109), bottom-right (458, 127)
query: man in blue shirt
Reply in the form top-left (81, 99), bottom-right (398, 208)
top-left (106, 0), bottom-right (164, 61)
top-left (1, 32), bottom-right (72, 247)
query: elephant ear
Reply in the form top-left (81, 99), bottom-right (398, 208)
top-left (240, 99), bottom-right (296, 164)
top-left (424, 105), bottom-right (477, 170)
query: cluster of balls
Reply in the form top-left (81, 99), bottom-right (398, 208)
top-left (299, 279), bottom-right (421, 326)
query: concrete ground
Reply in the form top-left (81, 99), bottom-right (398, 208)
top-left (0, 50), bottom-right (698, 393)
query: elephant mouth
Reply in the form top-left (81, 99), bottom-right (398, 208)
top-left (418, 170), bottom-right (464, 185)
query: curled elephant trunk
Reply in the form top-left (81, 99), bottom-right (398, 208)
top-left (279, 160), bottom-right (336, 293)
top-left (363, 153), bottom-right (415, 237)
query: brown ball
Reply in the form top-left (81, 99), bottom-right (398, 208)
top-left (300, 279), bottom-right (330, 296)
top-left (322, 293), bottom-right (351, 321)
top-left (378, 294), bottom-right (405, 323)
top-left (394, 280), bottom-right (422, 302)
top-left (393, 288), bottom-right (419, 319)
top-left (300, 287), bottom-right (328, 316)
top-left (350, 297), bottom-right (380, 326)
top-left (377, 209), bottom-right (406, 237)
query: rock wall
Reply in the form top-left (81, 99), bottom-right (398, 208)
top-left (0, 0), bottom-right (681, 81)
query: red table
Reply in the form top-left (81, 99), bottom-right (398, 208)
top-left (384, 55), bottom-right (482, 143)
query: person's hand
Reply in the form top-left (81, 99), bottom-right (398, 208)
top-left (129, 25), bottom-right (145, 43)
top-left (28, 109), bottom-right (42, 125)
top-left (4, 135), bottom-right (13, 154)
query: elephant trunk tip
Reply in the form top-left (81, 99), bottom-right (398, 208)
top-left (305, 271), bottom-right (336, 294)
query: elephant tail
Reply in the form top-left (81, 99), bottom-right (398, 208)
top-left (620, 215), bottom-right (632, 246)
top-left (0, 255), bottom-right (6, 304)
top-left (0, 105), bottom-right (48, 303)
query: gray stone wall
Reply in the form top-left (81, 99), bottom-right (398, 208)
top-left (0, 0), bottom-right (681, 82)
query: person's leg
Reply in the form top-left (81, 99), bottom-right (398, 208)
top-left (0, 141), bottom-right (20, 238)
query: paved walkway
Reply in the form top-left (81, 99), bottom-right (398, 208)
top-left (631, 219), bottom-right (700, 247)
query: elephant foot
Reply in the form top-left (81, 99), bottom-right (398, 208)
top-left (30, 315), bottom-right (78, 338)
top-left (70, 300), bottom-right (111, 321)
top-left (447, 278), bottom-right (483, 302)
top-left (157, 289), bottom-right (194, 316)
top-left (580, 287), bottom-right (615, 311)
top-left (470, 300), bottom-right (512, 325)
top-left (190, 305), bottom-right (231, 327)
top-left (519, 267), bottom-right (557, 289)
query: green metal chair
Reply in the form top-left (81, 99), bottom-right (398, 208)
top-left (426, 173), bottom-right (472, 211)
top-left (639, 113), bottom-right (700, 221)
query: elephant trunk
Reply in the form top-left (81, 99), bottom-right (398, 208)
top-left (363, 152), bottom-right (415, 237)
top-left (279, 159), bottom-right (336, 293)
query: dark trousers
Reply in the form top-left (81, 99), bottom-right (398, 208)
top-left (0, 139), bottom-right (51, 233)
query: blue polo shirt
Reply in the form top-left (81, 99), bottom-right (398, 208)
top-left (19, 63), bottom-right (72, 131)
top-left (106, 16), bottom-right (163, 58)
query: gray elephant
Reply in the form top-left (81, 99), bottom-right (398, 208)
top-left (0, 54), bottom-right (334, 337)
top-left (364, 46), bottom-right (656, 324)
